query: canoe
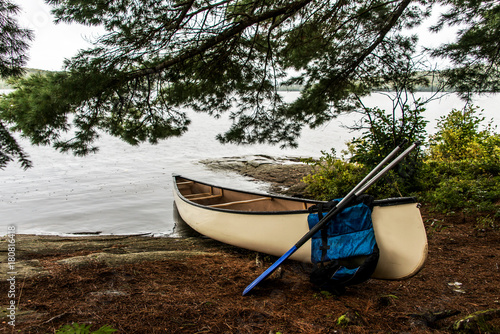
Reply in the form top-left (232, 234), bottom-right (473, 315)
top-left (173, 174), bottom-right (428, 280)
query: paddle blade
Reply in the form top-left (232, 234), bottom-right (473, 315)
top-left (242, 246), bottom-right (297, 296)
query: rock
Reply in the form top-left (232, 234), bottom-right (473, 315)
top-left (57, 250), bottom-right (222, 268)
top-left (0, 235), bottom-right (236, 279)
top-left (200, 155), bottom-right (313, 196)
top-left (0, 259), bottom-right (47, 280)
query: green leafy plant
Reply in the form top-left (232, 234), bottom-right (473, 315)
top-left (427, 106), bottom-right (499, 162)
top-left (475, 215), bottom-right (498, 232)
top-left (347, 100), bottom-right (428, 167)
top-left (425, 218), bottom-right (448, 236)
top-left (303, 98), bottom-right (428, 200)
top-left (303, 103), bottom-right (499, 224)
top-left (346, 99), bottom-right (428, 195)
top-left (422, 106), bottom-right (500, 216)
top-left (302, 149), bottom-right (365, 200)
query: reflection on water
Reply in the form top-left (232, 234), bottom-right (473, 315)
top-left (171, 203), bottom-right (202, 238)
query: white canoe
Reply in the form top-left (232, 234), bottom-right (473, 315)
top-left (173, 175), bottom-right (428, 280)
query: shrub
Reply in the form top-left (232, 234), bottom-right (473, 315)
top-left (347, 101), bottom-right (428, 168)
top-left (303, 101), bottom-right (428, 200)
top-left (302, 149), bottom-right (410, 200)
top-left (427, 106), bottom-right (499, 162)
top-left (302, 149), bottom-right (365, 200)
top-left (303, 104), bottom-right (499, 222)
top-left (422, 106), bottom-right (500, 215)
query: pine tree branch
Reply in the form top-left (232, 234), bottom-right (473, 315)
top-left (333, 0), bottom-right (413, 84)
top-left (126, 0), bottom-right (314, 79)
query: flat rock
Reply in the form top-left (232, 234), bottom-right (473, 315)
top-left (0, 234), bottom-right (235, 279)
top-left (200, 155), bottom-right (313, 196)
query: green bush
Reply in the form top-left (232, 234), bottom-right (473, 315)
top-left (303, 105), bottom-right (499, 221)
top-left (302, 149), bottom-right (411, 200)
top-left (422, 169), bottom-right (500, 213)
top-left (427, 106), bottom-right (499, 162)
top-left (302, 149), bottom-right (365, 201)
top-left (348, 101), bottom-right (428, 168)
top-left (422, 106), bottom-right (500, 215)
top-left (303, 101), bottom-right (428, 200)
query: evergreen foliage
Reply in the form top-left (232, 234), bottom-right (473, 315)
top-left (0, 0), bottom-right (498, 169)
top-left (431, 0), bottom-right (500, 98)
top-left (1, 0), bottom-right (428, 159)
top-left (0, 0), bottom-right (32, 77)
top-left (0, 0), bottom-right (33, 169)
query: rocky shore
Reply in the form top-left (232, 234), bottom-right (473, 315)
top-left (0, 234), bottom-right (231, 281)
top-left (1, 157), bottom-right (499, 333)
top-left (200, 155), bottom-right (313, 196)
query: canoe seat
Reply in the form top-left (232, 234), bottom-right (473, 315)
top-left (209, 197), bottom-right (272, 208)
top-left (176, 181), bottom-right (195, 188)
top-left (177, 181), bottom-right (194, 185)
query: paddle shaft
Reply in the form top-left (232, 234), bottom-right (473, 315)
top-left (242, 141), bottom-right (419, 296)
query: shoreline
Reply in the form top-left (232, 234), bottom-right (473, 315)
top-left (1, 160), bottom-right (499, 333)
top-left (0, 234), bottom-right (233, 281)
top-left (1, 157), bottom-right (312, 281)
top-left (0, 155), bottom-right (311, 280)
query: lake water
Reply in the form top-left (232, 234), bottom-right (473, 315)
top-left (1, 91), bottom-right (499, 236)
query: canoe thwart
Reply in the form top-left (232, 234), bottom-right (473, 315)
top-left (186, 193), bottom-right (224, 201)
top-left (209, 197), bottom-right (272, 208)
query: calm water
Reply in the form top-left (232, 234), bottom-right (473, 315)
top-left (1, 92), bottom-right (499, 236)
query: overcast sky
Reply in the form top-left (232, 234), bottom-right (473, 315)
top-left (14, 0), bottom-right (102, 71)
top-left (14, 1), bottom-right (455, 71)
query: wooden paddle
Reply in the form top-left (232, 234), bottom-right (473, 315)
top-left (242, 140), bottom-right (419, 296)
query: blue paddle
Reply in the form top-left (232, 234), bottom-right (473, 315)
top-left (242, 141), bottom-right (419, 296)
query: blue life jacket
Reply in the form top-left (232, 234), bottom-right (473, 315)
top-left (307, 195), bottom-right (379, 294)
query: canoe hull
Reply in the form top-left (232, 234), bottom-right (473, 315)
top-left (173, 175), bottom-right (427, 280)
top-left (174, 189), bottom-right (314, 263)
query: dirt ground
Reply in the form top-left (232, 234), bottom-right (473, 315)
top-left (1, 162), bottom-right (499, 333)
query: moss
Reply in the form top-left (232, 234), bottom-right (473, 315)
top-left (336, 314), bottom-right (351, 327)
top-left (336, 311), bottom-right (361, 327)
top-left (453, 309), bottom-right (500, 333)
